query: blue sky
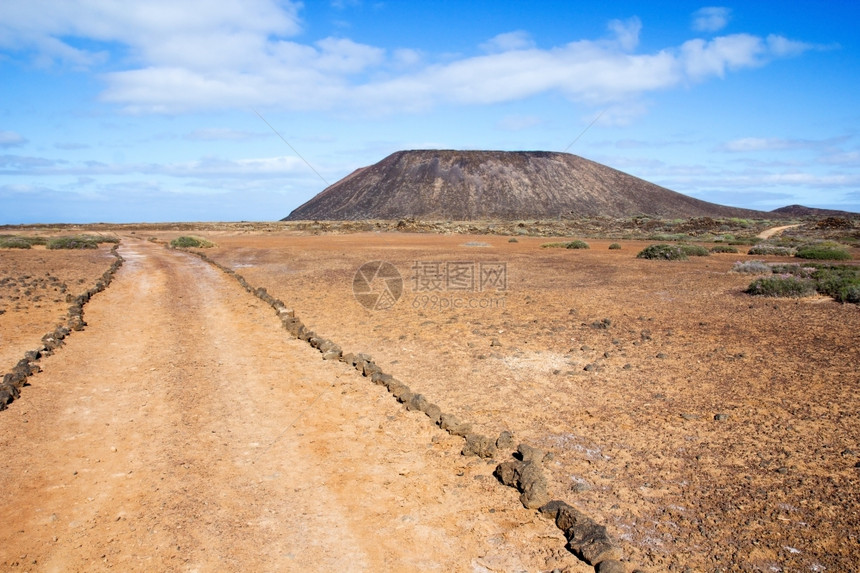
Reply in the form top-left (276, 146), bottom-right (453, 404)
top-left (1, 0), bottom-right (858, 223)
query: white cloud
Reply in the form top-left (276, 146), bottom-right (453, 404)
top-left (0, 2), bottom-right (822, 116)
top-left (54, 142), bottom-right (91, 150)
top-left (692, 7), bottom-right (731, 33)
top-left (822, 150), bottom-right (860, 166)
top-left (184, 128), bottom-right (257, 141)
top-left (721, 135), bottom-right (851, 152)
top-left (480, 31), bottom-right (535, 53)
top-left (607, 17), bottom-right (642, 52)
top-left (766, 34), bottom-right (819, 57)
top-left (0, 0), bottom-right (302, 69)
top-left (392, 48), bottom-right (422, 68)
top-left (0, 151), bottom-right (313, 179)
top-left (496, 115), bottom-right (543, 131)
top-left (722, 137), bottom-right (804, 152)
top-left (0, 130), bottom-right (27, 147)
top-left (680, 34), bottom-right (766, 79)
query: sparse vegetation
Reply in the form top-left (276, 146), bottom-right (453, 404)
top-left (47, 236), bottom-right (99, 250)
top-left (732, 260), bottom-right (771, 274)
top-left (565, 240), bottom-right (589, 249)
top-left (508, 237), bottom-right (518, 243)
top-left (541, 240), bottom-right (589, 249)
top-left (727, 237), bottom-right (762, 245)
top-left (795, 243), bottom-right (851, 261)
top-left (170, 236), bottom-right (215, 248)
top-left (710, 245), bottom-right (739, 254)
top-left (0, 236), bottom-right (34, 249)
top-left (809, 266), bottom-right (860, 303)
top-left (637, 244), bottom-right (688, 261)
top-left (744, 262), bottom-right (860, 303)
top-left (678, 244), bottom-right (710, 257)
top-left (608, 243), bottom-right (621, 250)
top-left (0, 235), bottom-right (48, 248)
top-left (748, 244), bottom-right (796, 256)
top-left (42, 234), bottom-right (119, 250)
top-left (746, 275), bottom-right (816, 298)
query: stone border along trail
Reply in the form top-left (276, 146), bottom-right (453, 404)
top-left (190, 246), bottom-right (637, 573)
top-left (0, 244), bottom-right (125, 411)
top-left (0, 238), bottom-right (599, 572)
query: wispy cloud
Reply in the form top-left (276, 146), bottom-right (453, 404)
top-left (0, 151), bottom-right (318, 181)
top-left (480, 31), bottom-right (535, 53)
top-left (721, 135), bottom-right (850, 152)
top-left (54, 142), bottom-right (91, 150)
top-left (692, 7), bottom-right (731, 33)
top-left (184, 128), bottom-right (259, 141)
top-left (0, 130), bottom-right (28, 148)
top-left (0, 2), bottom-right (823, 116)
top-left (496, 114), bottom-right (543, 131)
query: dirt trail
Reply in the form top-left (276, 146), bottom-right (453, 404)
top-left (756, 223), bottom-right (802, 239)
top-left (0, 239), bottom-right (582, 572)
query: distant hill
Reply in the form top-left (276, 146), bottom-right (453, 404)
top-left (284, 150), bottom-right (770, 221)
top-left (771, 204), bottom-right (860, 219)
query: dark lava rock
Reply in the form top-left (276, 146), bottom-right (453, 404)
top-left (462, 433), bottom-right (497, 458)
top-left (496, 430), bottom-right (515, 450)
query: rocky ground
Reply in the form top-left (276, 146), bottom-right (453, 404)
top-left (1, 222), bottom-right (858, 572)
top-left (0, 238), bottom-right (589, 573)
top-left (192, 228), bottom-right (859, 572)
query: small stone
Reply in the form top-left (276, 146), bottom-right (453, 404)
top-left (714, 413), bottom-right (729, 421)
top-left (462, 434), bottom-right (497, 458)
top-left (490, 338), bottom-right (502, 347)
top-left (656, 353), bottom-right (668, 359)
top-left (597, 560), bottom-right (627, 573)
top-left (496, 430), bottom-right (515, 450)
top-left (680, 413), bottom-right (700, 421)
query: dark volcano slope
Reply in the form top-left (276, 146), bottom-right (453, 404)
top-left (284, 150), bottom-right (768, 221)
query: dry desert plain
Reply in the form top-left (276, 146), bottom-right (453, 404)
top-left (0, 223), bottom-right (858, 572)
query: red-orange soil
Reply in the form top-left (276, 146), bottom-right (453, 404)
top-left (2, 230), bottom-right (858, 572)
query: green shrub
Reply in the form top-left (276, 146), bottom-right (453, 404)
top-left (89, 235), bottom-right (120, 244)
top-left (565, 240), bottom-right (590, 250)
top-left (744, 262), bottom-right (860, 304)
top-left (637, 244), bottom-right (688, 260)
top-left (841, 285), bottom-right (860, 304)
top-left (170, 236), bottom-right (214, 248)
top-left (541, 240), bottom-right (589, 249)
top-left (746, 276), bottom-right (816, 298)
top-left (0, 235), bottom-right (48, 248)
top-left (732, 260), bottom-right (771, 274)
top-left (0, 236), bottom-right (32, 249)
top-left (710, 245), bottom-right (739, 254)
top-left (811, 266), bottom-right (860, 302)
top-left (47, 236), bottom-right (99, 249)
top-left (608, 243), bottom-right (621, 250)
top-left (795, 244), bottom-right (851, 261)
top-left (728, 237), bottom-right (762, 245)
top-left (748, 244), bottom-right (795, 256)
top-left (769, 263), bottom-right (816, 278)
top-left (679, 244), bottom-right (710, 257)
top-left (647, 233), bottom-right (688, 242)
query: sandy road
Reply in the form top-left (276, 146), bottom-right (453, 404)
top-left (756, 223), bottom-right (802, 239)
top-left (0, 239), bottom-right (581, 573)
